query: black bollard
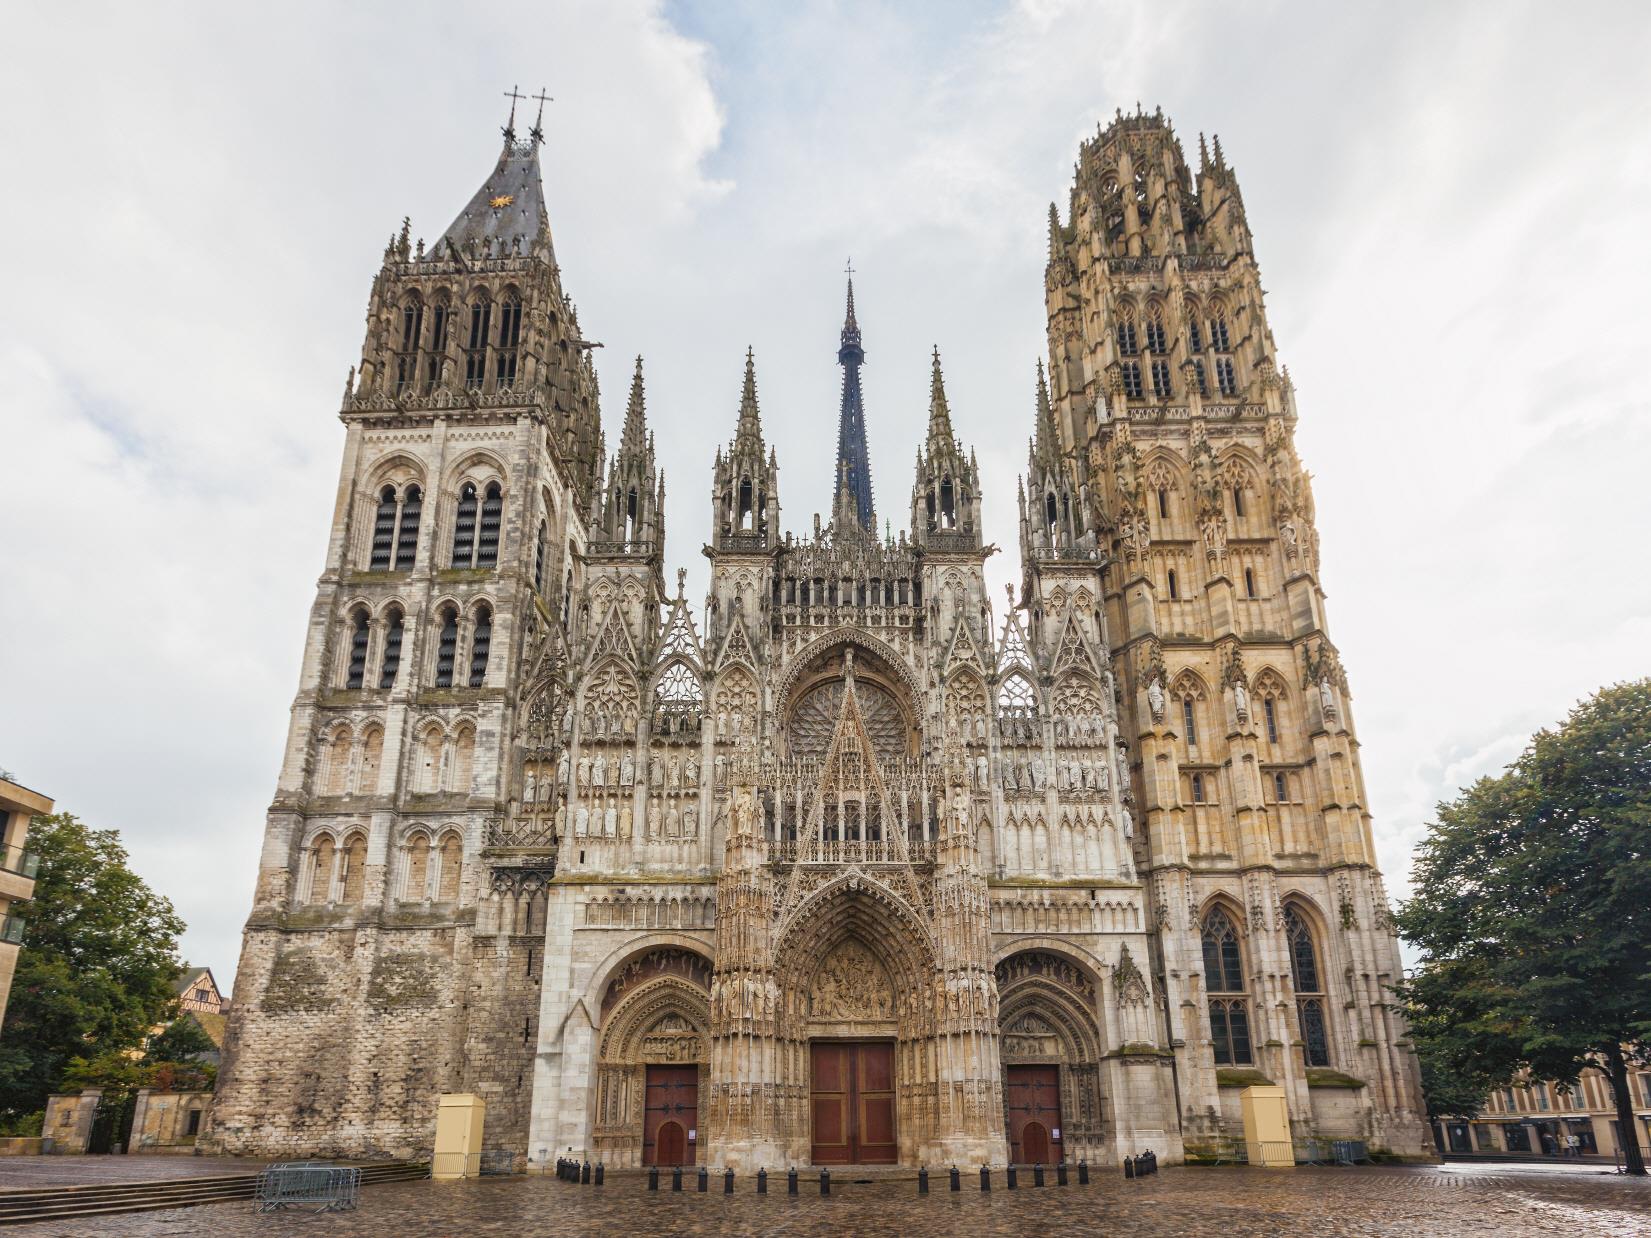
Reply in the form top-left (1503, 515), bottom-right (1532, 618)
top-left (698, 1166), bottom-right (709, 1193)
top-left (1124, 1155), bottom-right (1135, 1179)
top-left (980, 1165), bottom-right (991, 1192)
top-left (820, 1168), bottom-right (831, 1196)
top-left (918, 1166), bottom-right (929, 1194)
top-left (724, 1167), bottom-right (734, 1194)
top-left (582, 1161), bottom-right (591, 1185)
top-left (1057, 1161), bottom-right (1068, 1186)
top-left (788, 1167), bottom-right (798, 1196)
top-left (950, 1165), bottom-right (961, 1192)
top-left (595, 1162), bottom-right (605, 1186)
top-left (757, 1167), bottom-right (768, 1195)
top-left (672, 1165), bottom-right (683, 1192)
top-left (1007, 1164), bottom-right (1018, 1190)
top-left (1078, 1160), bottom-right (1089, 1185)
top-left (648, 1165), bottom-right (659, 1191)
top-left (1033, 1163), bottom-right (1045, 1187)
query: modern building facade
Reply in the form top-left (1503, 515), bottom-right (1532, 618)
top-left (0, 775), bottom-right (47, 1031)
top-left (1438, 1070), bottom-right (1651, 1160)
top-left (208, 103), bottom-right (1428, 1167)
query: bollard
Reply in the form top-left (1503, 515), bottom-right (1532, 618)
top-left (820, 1168), bottom-right (831, 1196)
top-left (757, 1167), bottom-right (768, 1195)
top-left (648, 1165), bottom-right (659, 1191)
top-left (1124, 1156), bottom-right (1135, 1179)
top-left (980, 1165), bottom-right (991, 1192)
top-left (698, 1166), bottom-right (709, 1193)
top-left (1007, 1164), bottom-right (1018, 1190)
top-left (1033, 1163), bottom-right (1045, 1188)
top-left (1078, 1160), bottom-right (1089, 1185)
top-left (918, 1166), bottom-right (929, 1194)
top-left (582, 1161), bottom-right (591, 1185)
top-left (950, 1165), bottom-right (961, 1192)
top-left (672, 1165), bottom-right (683, 1192)
top-left (788, 1167), bottom-right (799, 1196)
top-left (724, 1168), bottom-right (734, 1194)
top-left (1057, 1161), bottom-right (1067, 1186)
top-left (595, 1162), bottom-right (605, 1186)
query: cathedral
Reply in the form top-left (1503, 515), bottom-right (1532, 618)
top-left (208, 101), bottom-right (1428, 1169)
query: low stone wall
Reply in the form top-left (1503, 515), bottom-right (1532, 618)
top-left (43, 1091), bottom-right (100, 1154)
top-left (129, 1089), bottom-right (212, 1152)
top-left (0, 1137), bottom-right (45, 1155)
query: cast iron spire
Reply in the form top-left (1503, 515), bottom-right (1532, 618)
top-left (834, 265), bottom-right (875, 532)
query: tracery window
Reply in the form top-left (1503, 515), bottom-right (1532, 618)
top-left (999, 671), bottom-right (1037, 715)
top-left (1122, 361), bottom-right (1143, 398)
top-left (1285, 905), bottom-right (1330, 1066)
top-left (495, 296), bottom-right (522, 389)
top-left (1193, 359), bottom-right (1208, 396)
top-left (1150, 358), bottom-right (1173, 397)
top-left (1181, 696), bottom-right (1198, 746)
top-left (464, 298), bottom-right (492, 389)
top-left (1145, 307), bottom-right (1168, 354)
top-left (395, 300), bottom-right (423, 394)
top-left (424, 301), bottom-right (450, 394)
top-left (1201, 908), bottom-right (1252, 1065)
top-left (1216, 357), bottom-right (1238, 396)
top-left (1209, 309), bottom-right (1231, 352)
top-left (1116, 315), bottom-right (1139, 357)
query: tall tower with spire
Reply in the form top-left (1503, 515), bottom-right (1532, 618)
top-left (834, 271), bottom-right (875, 532)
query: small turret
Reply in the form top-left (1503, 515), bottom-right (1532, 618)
top-left (909, 348), bottom-right (982, 549)
top-left (592, 357), bottom-right (662, 556)
top-left (711, 349), bottom-right (782, 551)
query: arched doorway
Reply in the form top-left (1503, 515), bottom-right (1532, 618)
top-left (995, 950), bottom-right (1106, 1165)
top-left (653, 1118), bottom-right (688, 1167)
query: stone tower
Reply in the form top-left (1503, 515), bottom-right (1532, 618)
top-left (1044, 105), bottom-right (1427, 1155)
top-left (211, 102), bottom-right (1426, 1170)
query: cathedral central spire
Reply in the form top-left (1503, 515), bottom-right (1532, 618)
top-left (834, 268), bottom-right (875, 532)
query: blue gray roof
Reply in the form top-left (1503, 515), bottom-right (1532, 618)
top-left (437, 139), bottom-right (549, 256)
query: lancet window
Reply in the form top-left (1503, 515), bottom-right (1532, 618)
top-left (1201, 908), bottom-right (1252, 1065)
top-left (1285, 905), bottom-right (1331, 1067)
top-left (380, 607), bottom-right (404, 688)
top-left (495, 295), bottom-right (522, 389)
top-left (345, 608), bottom-right (370, 689)
top-left (464, 298), bottom-right (492, 389)
top-left (468, 605), bottom-right (492, 687)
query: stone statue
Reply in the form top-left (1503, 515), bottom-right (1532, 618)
top-left (666, 805), bottom-right (680, 837)
top-left (620, 804), bottom-right (633, 837)
top-left (575, 805), bottom-right (590, 835)
top-left (650, 760), bottom-right (662, 788)
top-left (620, 753), bottom-right (634, 786)
top-left (1120, 804), bottom-right (1134, 839)
top-left (576, 757), bottom-right (590, 787)
top-left (1233, 680), bottom-right (1249, 723)
top-left (1147, 676), bottom-right (1166, 724)
top-left (685, 756), bottom-right (699, 787)
top-left (557, 753), bottom-right (570, 785)
top-left (603, 804), bottom-right (617, 836)
top-left (1319, 676), bottom-right (1337, 719)
top-left (647, 800), bottom-right (662, 838)
top-left (592, 754), bottom-right (607, 787)
top-left (1280, 517), bottom-right (1299, 557)
top-left (554, 804), bottom-right (566, 836)
top-left (683, 806), bottom-right (698, 838)
top-left (1030, 757), bottom-right (1045, 790)
top-left (975, 755), bottom-right (988, 789)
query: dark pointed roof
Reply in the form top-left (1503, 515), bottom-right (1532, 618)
top-left (436, 137), bottom-right (550, 256)
top-left (834, 274), bottom-right (875, 532)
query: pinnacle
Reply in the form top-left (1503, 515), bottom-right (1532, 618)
top-left (735, 347), bottom-right (763, 444)
top-left (928, 346), bottom-right (954, 443)
top-left (621, 355), bottom-right (648, 455)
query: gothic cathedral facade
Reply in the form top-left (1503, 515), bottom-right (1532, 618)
top-left (209, 106), bottom-right (1428, 1168)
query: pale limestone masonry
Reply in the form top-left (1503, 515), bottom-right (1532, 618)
top-left (208, 105), bottom-right (1428, 1169)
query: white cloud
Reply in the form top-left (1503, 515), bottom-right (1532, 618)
top-left (2, 0), bottom-right (1647, 984)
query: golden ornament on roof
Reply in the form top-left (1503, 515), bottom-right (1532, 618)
top-left (489, 194), bottom-right (514, 209)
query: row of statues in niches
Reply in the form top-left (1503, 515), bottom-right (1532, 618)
top-left (988, 711), bottom-right (1117, 747)
top-left (568, 790), bottom-right (703, 840)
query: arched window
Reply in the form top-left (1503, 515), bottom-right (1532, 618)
top-left (370, 486), bottom-right (398, 569)
top-left (737, 477), bottom-right (753, 530)
top-left (359, 726), bottom-right (383, 795)
top-left (464, 298), bottom-right (492, 389)
top-left (1232, 485), bottom-right (1246, 518)
top-left (561, 568), bottom-right (573, 628)
top-left (1157, 486), bottom-right (1169, 519)
top-left (1201, 908), bottom-right (1252, 1065)
top-left (323, 727), bottom-right (352, 796)
top-left (476, 483), bottom-right (502, 567)
top-left (1285, 905), bottom-right (1330, 1067)
top-left (404, 833), bottom-right (431, 901)
top-left (1151, 357), bottom-right (1173, 397)
top-left (1145, 305), bottom-right (1168, 354)
top-left (940, 477), bottom-right (956, 528)
top-left (345, 609), bottom-right (370, 689)
top-left (1122, 360), bottom-right (1143, 398)
top-left (417, 724), bottom-right (445, 792)
top-left (395, 485), bottom-right (422, 569)
top-left (308, 835), bottom-right (336, 903)
top-left (450, 726), bottom-right (475, 794)
top-left (1216, 356), bottom-right (1238, 396)
top-left (1167, 568), bottom-right (1179, 599)
top-left (437, 832), bottom-right (463, 901)
top-left (1209, 307), bottom-right (1231, 352)
top-left (395, 300), bottom-right (423, 393)
top-left (434, 606), bottom-right (458, 687)
top-left (1244, 567), bottom-right (1256, 598)
top-left (1273, 771), bottom-right (1288, 803)
top-left (1045, 491), bottom-right (1058, 533)
top-left (424, 300), bottom-right (450, 394)
top-left (339, 832), bottom-right (367, 904)
top-left (1116, 307), bottom-right (1139, 356)
top-left (468, 606), bottom-right (492, 687)
top-left (495, 296), bottom-right (522, 388)
top-left (451, 483), bottom-right (478, 566)
top-left (1191, 772), bottom-right (1205, 803)
top-left (379, 608), bottom-right (404, 689)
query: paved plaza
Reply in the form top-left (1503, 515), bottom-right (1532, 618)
top-left (3, 1162), bottom-right (1649, 1237)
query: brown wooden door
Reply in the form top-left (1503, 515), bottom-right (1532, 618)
top-left (811, 1041), bottom-right (897, 1164)
top-left (643, 1065), bottom-right (698, 1165)
top-left (1006, 1065), bottom-right (1062, 1164)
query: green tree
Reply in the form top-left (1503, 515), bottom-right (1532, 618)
top-left (0, 813), bottom-right (187, 1120)
top-left (1397, 681), bottom-right (1651, 1174)
top-left (146, 1014), bottom-right (215, 1064)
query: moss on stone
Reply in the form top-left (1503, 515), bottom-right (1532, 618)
top-left (1215, 1067), bottom-right (1275, 1087)
top-left (263, 949), bottom-right (331, 1013)
top-left (366, 952), bottom-right (440, 1012)
top-left (1305, 1067), bottom-right (1367, 1089)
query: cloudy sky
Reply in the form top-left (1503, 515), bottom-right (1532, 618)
top-left (2, 1), bottom-right (1647, 986)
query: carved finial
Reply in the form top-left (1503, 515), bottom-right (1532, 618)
top-left (676, 566), bottom-right (686, 598)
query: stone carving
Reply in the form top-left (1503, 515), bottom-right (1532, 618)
top-left (809, 940), bottom-right (894, 1021)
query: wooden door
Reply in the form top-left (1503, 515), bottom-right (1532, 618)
top-left (811, 1041), bottom-right (897, 1164)
top-left (1006, 1065), bottom-right (1062, 1164)
top-left (643, 1065), bottom-right (698, 1165)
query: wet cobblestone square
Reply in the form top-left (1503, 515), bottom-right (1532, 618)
top-left (9, 1162), bottom-right (1651, 1237)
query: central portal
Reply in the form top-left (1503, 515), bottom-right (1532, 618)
top-left (810, 1041), bottom-right (897, 1164)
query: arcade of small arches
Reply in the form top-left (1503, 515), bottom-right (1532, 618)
top-left (294, 822), bottom-right (465, 908)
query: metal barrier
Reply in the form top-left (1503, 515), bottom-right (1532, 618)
top-left (256, 1161), bottom-right (361, 1213)
top-left (1332, 1140), bottom-right (1370, 1165)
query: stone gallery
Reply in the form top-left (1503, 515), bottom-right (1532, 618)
top-left (207, 101), bottom-right (1429, 1169)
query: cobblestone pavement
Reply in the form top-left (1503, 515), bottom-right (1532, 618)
top-left (0, 1156), bottom-right (272, 1190)
top-left (9, 1163), bottom-right (1651, 1237)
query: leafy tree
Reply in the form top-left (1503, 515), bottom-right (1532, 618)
top-left (1397, 681), bottom-right (1651, 1174)
top-left (0, 813), bottom-right (187, 1120)
top-left (146, 1014), bottom-right (216, 1064)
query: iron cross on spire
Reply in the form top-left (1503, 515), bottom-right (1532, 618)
top-left (502, 85), bottom-right (525, 140)
top-left (844, 257), bottom-right (855, 278)
top-left (530, 88), bottom-right (553, 143)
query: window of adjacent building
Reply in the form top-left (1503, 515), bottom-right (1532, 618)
top-left (379, 608), bottom-right (404, 689)
top-left (434, 606), bottom-right (458, 688)
top-left (1122, 361), bottom-right (1143, 398)
top-left (345, 609), bottom-right (370, 689)
top-left (1286, 905), bottom-right (1330, 1067)
top-left (1202, 908), bottom-right (1252, 1065)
